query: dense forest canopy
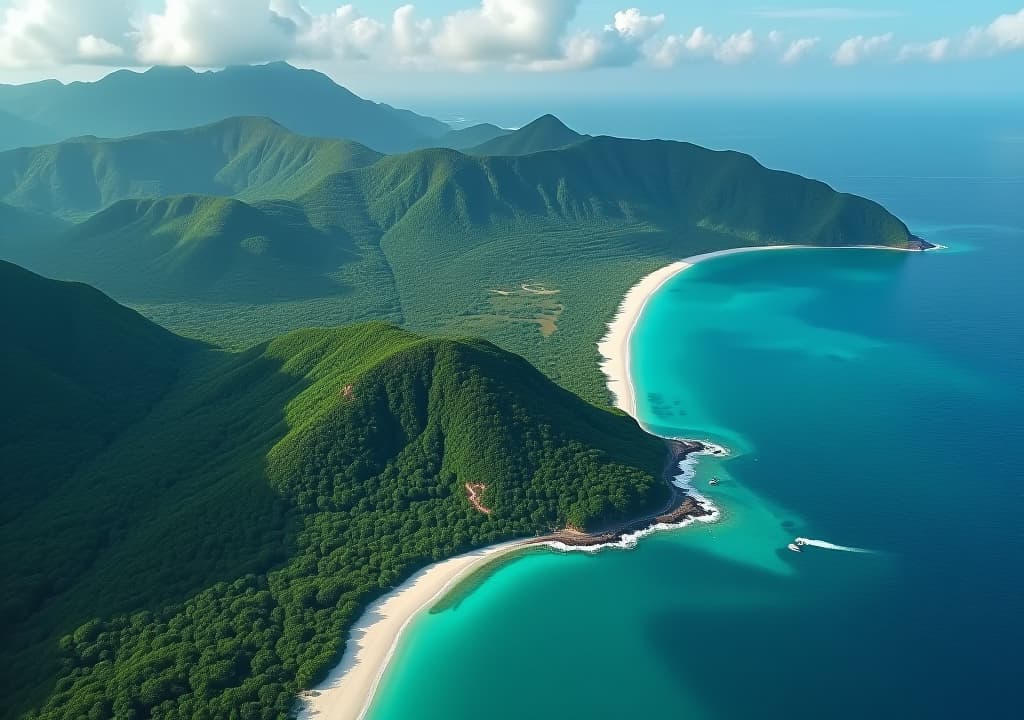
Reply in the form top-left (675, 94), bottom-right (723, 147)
top-left (0, 115), bottom-right (917, 403)
top-left (1, 261), bottom-right (667, 719)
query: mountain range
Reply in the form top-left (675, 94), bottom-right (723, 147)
top-left (0, 62), bottom-right (469, 153)
top-left (0, 111), bottom-right (917, 400)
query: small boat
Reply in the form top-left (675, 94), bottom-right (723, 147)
top-left (787, 543), bottom-right (802, 552)
top-left (708, 477), bottom-right (721, 486)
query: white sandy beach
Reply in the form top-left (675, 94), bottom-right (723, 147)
top-left (297, 540), bottom-right (528, 720)
top-left (299, 241), bottom-right (933, 720)
top-left (597, 243), bottom-right (932, 420)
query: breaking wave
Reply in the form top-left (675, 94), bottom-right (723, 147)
top-left (546, 439), bottom-right (727, 554)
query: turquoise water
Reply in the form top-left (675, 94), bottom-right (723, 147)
top-left (366, 109), bottom-right (1024, 718)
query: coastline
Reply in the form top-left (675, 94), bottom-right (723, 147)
top-left (296, 438), bottom-right (723, 720)
top-left (298, 240), bottom-right (935, 720)
top-left (297, 540), bottom-right (530, 720)
top-left (597, 243), bottom-right (937, 421)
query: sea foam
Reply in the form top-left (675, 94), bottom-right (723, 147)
top-left (545, 440), bottom-right (726, 554)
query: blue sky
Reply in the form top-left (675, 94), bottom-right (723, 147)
top-left (0, 1), bottom-right (1021, 100)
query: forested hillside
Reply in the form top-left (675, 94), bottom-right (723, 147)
top-left (0, 63), bottom-right (447, 152)
top-left (0, 261), bottom-right (191, 523)
top-left (0, 117), bottom-right (382, 219)
top-left (1, 262), bottom-right (667, 720)
top-left (0, 117), bottom-right (920, 403)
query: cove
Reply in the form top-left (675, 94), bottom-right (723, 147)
top-left (366, 234), bottom-right (1023, 719)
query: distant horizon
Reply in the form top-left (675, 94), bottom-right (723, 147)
top-left (0, 2), bottom-right (1021, 98)
top-left (3, 58), bottom-right (1023, 105)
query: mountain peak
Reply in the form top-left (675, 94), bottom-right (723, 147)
top-left (523, 114), bottom-right (573, 132)
top-left (142, 65), bottom-right (198, 77)
top-left (466, 113), bottom-right (584, 156)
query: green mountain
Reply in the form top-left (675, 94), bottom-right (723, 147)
top-left (55, 195), bottom-right (355, 301)
top-left (0, 108), bottom-right (54, 151)
top-left (437, 122), bottom-right (512, 150)
top-left (0, 130), bottom-right (919, 402)
top-left (0, 117), bottom-right (382, 219)
top-left (0, 261), bottom-right (667, 719)
top-left (0, 260), bottom-right (190, 524)
top-left (0, 63), bottom-right (448, 152)
top-left (466, 114), bottom-right (586, 155)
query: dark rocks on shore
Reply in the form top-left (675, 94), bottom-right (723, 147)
top-left (539, 439), bottom-right (712, 548)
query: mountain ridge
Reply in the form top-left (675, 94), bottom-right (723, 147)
top-left (0, 118), bottom-right (920, 403)
top-left (0, 62), bottom-right (449, 152)
top-left (466, 114), bottom-right (586, 155)
top-left (0, 116), bottom-right (383, 219)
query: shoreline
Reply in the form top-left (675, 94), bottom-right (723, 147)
top-left (296, 439), bottom-right (722, 720)
top-left (297, 540), bottom-right (531, 720)
top-left (597, 242), bottom-right (938, 420)
top-left (298, 240), bottom-right (936, 720)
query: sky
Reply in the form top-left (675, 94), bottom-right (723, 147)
top-left (0, 1), bottom-right (1022, 101)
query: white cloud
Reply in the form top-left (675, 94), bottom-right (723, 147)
top-left (423, 1), bottom-right (663, 72)
top-left (683, 26), bottom-right (718, 55)
top-left (781, 36), bottom-right (820, 64)
top-left (986, 7), bottom-right (1024, 49)
top-left (137, 1), bottom-right (384, 65)
top-left (648, 26), bottom-right (758, 67)
top-left (832, 32), bottom-right (893, 66)
top-left (750, 7), bottom-right (904, 20)
top-left (392, 4), bottom-right (432, 56)
top-left (76, 34), bottom-right (126, 60)
top-left (896, 37), bottom-right (951, 63)
top-left (430, 0), bottom-right (578, 65)
top-left (964, 7), bottom-right (1024, 56)
top-left (715, 29), bottom-right (756, 64)
top-left (138, 0), bottom-right (299, 65)
top-left (6, 1), bottom-right (1020, 75)
top-left (0, 0), bottom-right (133, 68)
top-left (609, 7), bottom-right (664, 39)
top-left (294, 5), bottom-right (384, 60)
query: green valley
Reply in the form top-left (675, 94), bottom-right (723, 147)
top-left (0, 117), bottom-right (919, 404)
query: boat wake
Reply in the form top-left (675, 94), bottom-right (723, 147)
top-left (793, 537), bottom-right (872, 553)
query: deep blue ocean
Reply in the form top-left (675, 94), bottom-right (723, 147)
top-left (366, 100), bottom-right (1024, 719)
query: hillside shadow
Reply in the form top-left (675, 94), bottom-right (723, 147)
top-left (0, 344), bottom-right (314, 718)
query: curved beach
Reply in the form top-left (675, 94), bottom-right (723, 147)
top-left (299, 242), bottom-right (931, 720)
top-left (598, 244), bottom-right (933, 419)
top-left (297, 540), bottom-right (528, 720)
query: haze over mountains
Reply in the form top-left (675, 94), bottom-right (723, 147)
top-left (0, 106), bottom-right (916, 405)
top-left (0, 62), bottom-right (491, 153)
